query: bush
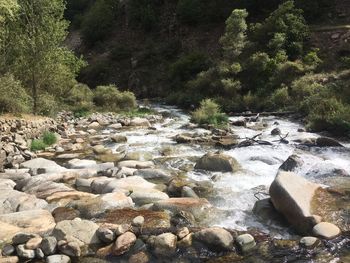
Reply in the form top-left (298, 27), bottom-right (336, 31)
top-left (128, 0), bottom-right (158, 31)
top-left (37, 93), bottom-right (59, 116)
top-left (93, 85), bottom-right (137, 111)
top-left (191, 99), bottom-right (228, 126)
top-left (65, 83), bottom-right (94, 114)
top-left (42, 132), bottom-right (57, 145)
top-left (269, 86), bottom-right (291, 109)
top-left (176, 0), bottom-right (202, 25)
top-left (0, 74), bottom-right (32, 114)
top-left (30, 139), bottom-right (47, 151)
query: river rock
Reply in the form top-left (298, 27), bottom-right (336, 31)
top-left (176, 227), bottom-right (190, 240)
top-left (67, 159), bottom-right (97, 169)
top-left (130, 118), bottom-right (151, 127)
top-left (236, 234), bottom-right (256, 252)
top-left (181, 186), bottom-right (199, 198)
top-left (110, 135), bottom-right (127, 143)
top-left (128, 251), bottom-right (150, 263)
top-left (113, 232), bottom-right (137, 256)
top-left (132, 216), bottom-right (145, 227)
top-left (315, 137), bottom-right (344, 147)
top-left (125, 151), bottom-right (153, 161)
top-left (312, 222), bottom-right (340, 239)
top-left (130, 189), bottom-right (169, 206)
top-left (0, 210), bottom-right (55, 242)
top-left (16, 245), bottom-right (35, 259)
top-left (133, 169), bottom-right (170, 180)
top-left (269, 171), bottom-right (321, 234)
top-left (40, 237), bottom-right (57, 255)
top-left (109, 123), bottom-right (122, 129)
top-left (92, 145), bottom-right (110, 155)
top-left (194, 227), bottom-right (233, 251)
top-left (252, 198), bottom-right (286, 226)
top-left (279, 154), bottom-right (303, 171)
top-left (2, 244), bottom-right (15, 256)
top-left (271, 128), bottom-right (281, 135)
top-left (35, 248), bottom-right (45, 259)
top-left (151, 233), bottom-right (177, 256)
top-left (101, 176), bottom-right (158, 194)
top-left (88, 122), bottom-right (100, 129)
top-left (58, 240), bottom-right (81, 257)
top-left (300, 236), bottom-right (319, 248)
top-left (153, 198), bottom-right (212, 219)
top-left (117, 160), bottom-right (154, 169)
top-left (97, 226), bottom-right (116, 243)
top-left (46, 254), bottom-right (71, 263)
top-left (20, 158), bottom-right (66, 174)
top-left (25, 236), bottom-right (42, 249)
top-left (53, 218), bottom-right (100, 245)
top-left (194, 153), bottom-right (240, 172)
top-left (0, 257), bottom-right (19, 263)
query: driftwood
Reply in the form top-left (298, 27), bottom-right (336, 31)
top-left (237, 133), bottom-right (273, 148)
top-left (231, 111), bottom-right (295, 117)
top-left (272, 133), bottom-right (289, 144)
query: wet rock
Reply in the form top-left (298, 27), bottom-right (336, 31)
top-left (279, 154), bottom-right (303, 172)
top-left (110, 135), bottom-right (127, 143)
top-left (271, 128), bottom-right (281, 136)
top-left (177, 233), bottom-right (193, 248)
top-left (12, 233), bottom-right (37, 245)
top-left (315, 137), bottom-right (344, 147)
top-left (252, 198), bottom-right (286, 226)
top-left (249, 156), bottom-right (281, 165)
top-left (53, 218), bottom-right (100, 245)
top-left (113, 232), bottom-right (137, 256)
top-left (312, 222), bottom-right (340, 239)
top-left (214, 135), bottom-right (238, 148)
top-left (269, 171), bottom-right (321, 234)
top-left (300, 237), bottom-right (319, 248)
top-left (0, 210), bottom-right (55, 242)
top-left (16, 245), bottom-right (35, 259)
top-left (2, 244), bottom-right (15, 256)
top-left (56, 153), bottom-right (80, 159)
top-left (306, 163), bottom-right (349, 178)
top-left (153, 198), bottom-right (213, 220)
top-left (100, 209), bottom-right (171, 229)
top-left (115, 224), bottom-right (131, 236)
top-left (236, 234), bottom-right (256, 252)
top-left (231, 119), bottom-right (246, 127)
top-left (194, 227), bottom-right (233, 251)
top-left (117, 160), bottom-right (154, 169)
top-left (181, 186), bottom-right (199, 198)
top-left (40, 236), bottom-right (57, 255)
top-left (151, 233), bottom-right (177, 256)
top-left (35, 248), bottom-right (45, 259)
top-left (133, 169), bottom-right (170, 180)
top-left (46, 254), bottom-right (71, 263)
top-left (194, 153), bottom-right (240, 172)
top-left (108, 123), bottom-right (122, 129)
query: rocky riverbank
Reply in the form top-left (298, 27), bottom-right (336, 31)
top-left (0, 106), bottom-right (349, 262)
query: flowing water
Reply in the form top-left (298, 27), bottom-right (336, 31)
top-left (104, 104), bottom-right (350, 238)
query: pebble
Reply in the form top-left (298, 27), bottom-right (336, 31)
top-left (236, 234), bottom-right (256, 252)
top-left (16, 245), bottom-right (35, 259)
top-left (132, 216), bottom-right (145, 227)
top-left (313, 222), bottom-right (341, 239)
top-left (300, 236), bottom-right (319, 248)
top-left (46, 254), bottom-right (71, 263)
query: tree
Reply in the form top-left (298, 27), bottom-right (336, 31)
top-left (5, 0), bottom-right (85, 114)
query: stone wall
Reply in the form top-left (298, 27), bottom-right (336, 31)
top-left (0, 117), bottom-right (58, 171)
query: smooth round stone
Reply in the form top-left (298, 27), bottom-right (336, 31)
top-left (312, 222), bottom-right (341, 239)
top-left (300, 236), bottom-right (319, 248)
top-left (132, 216), bottom-right (145, 227)
top-left (236, 234), bottom-right (256, 252)
top-left (2, 244), bottom-right (15, 256)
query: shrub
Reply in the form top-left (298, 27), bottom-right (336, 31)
top-left (269, 86), bottom-right (291, 109)
top-left (42, 132), bottom-right (57, 145)
top-left (0, 74), bottom-right (32, 114)
top-left (128, 0), bottom-right (158, 31)
top-left (191, 99), bottom-right (228, 126)
top-left (37, 93), bottom-right (59, 116)
top-left (93, 85), bottom-right (137, 112)
top-left (65, 83), bottom-right (94, 114)
top-left (176, 0), bottom-right (202, 25)
top-left (30, 139), bottom-right (47, 151)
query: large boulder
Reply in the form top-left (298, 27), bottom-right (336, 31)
top-left (315, 137), bottom-right (344, 147)
top-left (194, 153), bottom-right (240, 172)
top-left (52, 218), bottom-right (100, 246)
top-left (269, 171), bottom-right (321, 234)
top-left (279, 154), bottom-right (303, 172)
top-left (20, 158), bottom-right (66, 174)
top-left (0, 210), bottom-right (55, 242)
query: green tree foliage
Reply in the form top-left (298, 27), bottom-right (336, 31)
top-left (93, 85), bottom-right (137, 112)
top-left (65, 0), bottom-right (93, 27)
top-left (65, 83), bottom-right (94, 115)
top-left (128, 0), bottom-right (158, 31)
top-left (81, 0), bottom-right (118, 45)
top-left (0, 73), bottom-right (32, 114)
top-left (4, 0), bottom-right (86, 114)
top-left (191, 99), bottom-right (228, 127)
